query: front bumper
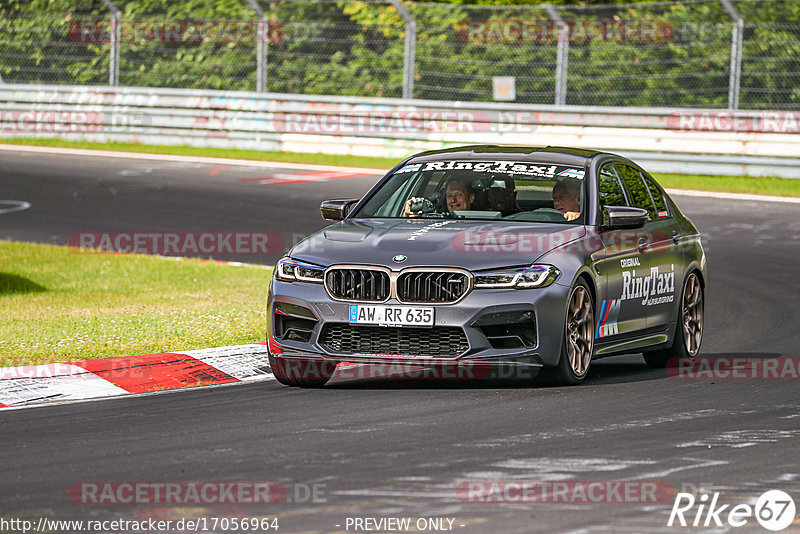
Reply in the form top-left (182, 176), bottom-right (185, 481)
top-left (267, 276), bottom-right (570, 372)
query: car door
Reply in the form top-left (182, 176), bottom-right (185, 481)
top-left (615, 163), bottom-right (683, 332)
top-left (640, 171), bottom-right (686, 330)
top-left (594, 162), bottom-right (647, 340)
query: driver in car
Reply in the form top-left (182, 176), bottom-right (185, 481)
top-left (404, 179), bottom-right (475, 217)
top-left (552, 177), bottom-right (582, 221)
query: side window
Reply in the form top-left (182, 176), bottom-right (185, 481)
top-left (615, 164), bottom-right (656, 219)
top-left (598, 164), bottom-right (627, 209)
top-left (643, 173), bottom-right (670, 218)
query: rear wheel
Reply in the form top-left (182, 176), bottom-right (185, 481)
top-left (643, 271), bottom-right (704, 368)
top-left (543, 280), bottom-right (595, 385)
top-left (268, 354), bottom-right (336, 387)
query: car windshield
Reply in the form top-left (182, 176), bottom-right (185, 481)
top-left (352, 159), bottom-right (587, 224)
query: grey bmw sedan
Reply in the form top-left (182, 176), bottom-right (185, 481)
top-left (266, 146), bottom-right (706, 386)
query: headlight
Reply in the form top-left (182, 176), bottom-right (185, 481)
top-left (275, 257), bottom-right (325, 283)
top-left (474, 265), bottom-right (560, 289)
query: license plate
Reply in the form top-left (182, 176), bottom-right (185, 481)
top-left (349, 305), bottom-right (434, 326)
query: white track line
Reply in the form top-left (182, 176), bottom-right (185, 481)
top-left (0, 143), bottom-right (386, 174)
top-left (1, 143), bottom-right (798, 204)
top-left (665, 188), bottom-right (800, 204)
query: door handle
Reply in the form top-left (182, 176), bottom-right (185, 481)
top-left (672, 231), bottom-right (682, 244)
top-left (637, 238), bottom-right (649, 253)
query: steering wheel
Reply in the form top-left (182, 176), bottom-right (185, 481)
top-left (532, 208), bottom-right (568, 221)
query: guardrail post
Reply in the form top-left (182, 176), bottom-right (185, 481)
top-left (544, 4), bottom-right (568, 106)
top-left (246, 0), bottom-right (268, 92)
top-left (389, 0), bottom-right (415, 99)
top-left (720, 0), bottom-right (743, 110)
top-left (102, 0), bottom-right (120, 86)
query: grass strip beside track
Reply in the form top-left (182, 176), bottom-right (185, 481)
top-left (2, 137), bottom-right (800, 198)
top-left (0, 138), bottom-right (400, 171)
top-left (0, 241), bottom-right (270, 367)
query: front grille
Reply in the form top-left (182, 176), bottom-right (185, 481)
top-left (320, 324), bottom-right (469, 358)
top-left (397, 271), bottom-right (470, 303)
top-left (326, 268), bottom-right (390, 301)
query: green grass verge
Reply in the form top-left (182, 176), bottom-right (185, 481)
top-left (651, 173), bottom-right (800, 198)
top-left (0, 240), bottom-right (270, 367)
top-left (3, 137), bottom-right (799, 197)
top-left (0, 137), bottom-right (400, 170)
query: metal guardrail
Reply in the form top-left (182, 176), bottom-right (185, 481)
top-left (1, 84), bottom-right (799, 178)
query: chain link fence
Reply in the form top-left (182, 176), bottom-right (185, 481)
top-left (1, 0), bottom-right (800, 109)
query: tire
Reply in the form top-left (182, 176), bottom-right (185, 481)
top-left (542, 279), bottom-right (595, 386)
top-left (643, 271), bottom-right (704, 368)
top-left (268, 354), bottom-right (336, 387)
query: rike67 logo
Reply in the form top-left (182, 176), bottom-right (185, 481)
top-left (668, 489), bottom-right (796, 531)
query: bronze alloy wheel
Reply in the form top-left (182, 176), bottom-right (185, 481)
top-left (566, 284), bottom-right (594, 377)
top-left (682, 272), bottom-right (704, 357)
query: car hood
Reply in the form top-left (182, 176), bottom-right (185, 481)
top-left (289, 218), bottom-right (586, 271)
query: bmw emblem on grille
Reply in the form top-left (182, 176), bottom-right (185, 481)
top-left (393, 254), bottom-right (407, 263)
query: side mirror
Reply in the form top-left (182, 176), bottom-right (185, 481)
top-left (320, 199), bottom-right (359, 221)
top-left (601, 206), bottom-right (648, 230)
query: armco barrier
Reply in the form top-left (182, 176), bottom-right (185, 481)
top-left (1, 84), bottom-right (799, 178)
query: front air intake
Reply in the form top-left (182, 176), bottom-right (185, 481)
top-left (320, 324), bottom-right (469, 358)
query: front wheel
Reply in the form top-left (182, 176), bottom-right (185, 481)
top-left (643, 271), bottom-right (704, 368)
top-left (543, 280), bottom-right (595, 385)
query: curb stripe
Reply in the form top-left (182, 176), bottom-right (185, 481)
top-left (0, 364), bottom-right (128, 407)
top-left (0, 344), bottom-right (271, 409)
top-left (72, 353), bottom-right (240, 393)
top-left (184, 344), bottom-right (272, 381)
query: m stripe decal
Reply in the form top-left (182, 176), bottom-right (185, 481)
top-left (596, 299), bottom-right (610, 338)
top-left (596, 298), bottom-right (619, 338)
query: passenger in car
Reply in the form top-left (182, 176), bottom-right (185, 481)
top-left (404, 179), bottom-right (475, 217)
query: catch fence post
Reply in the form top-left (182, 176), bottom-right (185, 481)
top-left (102, 0), bottom-right (120, 86)
top-left (390, 0), bottom-right (416, 99)
top-left (544, 4), bottom-right (569, 106)
top-left (246, 0), bottom-right (268, 92)
top-left (720, 0), bottom-right (743, 110)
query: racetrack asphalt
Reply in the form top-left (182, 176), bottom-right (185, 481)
top-left (1, 148), bottom-right (799, 533)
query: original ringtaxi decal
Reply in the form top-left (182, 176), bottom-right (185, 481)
top-left (394, 161), bottom-right (585, 179)
top-left (621, 264), bottom-right (675, 306)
